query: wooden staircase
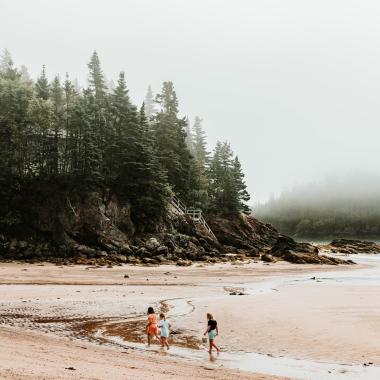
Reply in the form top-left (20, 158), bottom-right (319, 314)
top-left (171, 196), bottom-right (217, 241)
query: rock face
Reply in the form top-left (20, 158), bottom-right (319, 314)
top-left (323, 239), bottom-right (380, 254)
top-left (0, 185), bottom-right (353, 266)
top-left (270, 235), bottom-right (354, 265)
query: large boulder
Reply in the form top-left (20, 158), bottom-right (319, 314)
top-left (270, 236), bottom-right (353, 265)
top-left (271, 235), bottom-right (318, 256)
top-left (209, 213), bottom-right (278, 250)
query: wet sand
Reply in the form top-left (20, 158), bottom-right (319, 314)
top-left (0, 259), bottom-right (379, 379)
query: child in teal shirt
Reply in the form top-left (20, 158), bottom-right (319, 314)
top-left (159, 313), bottom-right (170, 349)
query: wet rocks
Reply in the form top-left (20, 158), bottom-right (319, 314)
top-left (270, 235), bottom-right (353, 265)
top-left (261, 253), bottom-right (277, 263)
top-left (176, 259), bottom-right (192, 267)
top-left (325, 239), bottom-right (380, 255)
top-left (0, 186), bottom-right (357, 267)
top-left (282, 250), bottom-right (353, 265)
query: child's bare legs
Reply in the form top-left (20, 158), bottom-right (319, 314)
top-left (147, 333), bottom-right (151, 346)
top-left (208, 339), bottom-right (219, 353)
top-left (162, 337), bottom-right (169, 349)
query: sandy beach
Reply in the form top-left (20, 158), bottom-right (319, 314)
top-left (1, 258), bottom-right (380, 379)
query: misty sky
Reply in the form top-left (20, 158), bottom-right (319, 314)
top-left (1, 0), bottom-right (380, 202)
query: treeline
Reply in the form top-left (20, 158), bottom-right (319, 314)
top-left (0, 49), bottom-right (250, 227)
top-left (255, 176), bottom-right (380, 239)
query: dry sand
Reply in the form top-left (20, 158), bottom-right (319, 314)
top-left (0, 259), bottom-right (377, 379)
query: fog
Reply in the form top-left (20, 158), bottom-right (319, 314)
top-left (255, 173), bottom-right (380, 238)
top-left (2, 0), bottom-right (380, 202)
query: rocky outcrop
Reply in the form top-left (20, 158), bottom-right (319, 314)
top-left (270, 235), bottom-right (354, 265)
top-left (0, 185), bottom-right (353, 266)
top-left (323, 239), bottom-right (380, 255)
top-left (209, 213), bottom-right (278, 251)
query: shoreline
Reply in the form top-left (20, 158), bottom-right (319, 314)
top-left (0, 258), bottom-right (379, 379)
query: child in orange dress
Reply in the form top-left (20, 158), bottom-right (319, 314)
top-left (146, 306), bottom-right (160, 346)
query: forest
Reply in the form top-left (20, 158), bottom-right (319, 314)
top-left (0, 49), bottom-right (250, 230)
top-left (255, 175), bottom-right (380, 240)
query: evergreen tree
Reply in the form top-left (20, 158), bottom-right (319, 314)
top-left (35, 65), bottom-right (50, 100)
top-left (80, 88), bottom-right (103, 186)
top-left (208, 142), bottom-right (250, 215)
top-left (86, 51), bottom-right (108, 181)
top-left (126, 105), bottom-right (169, 226)
top-left (50, 76), bottom-right (64, 175)
top-left (112, 79), bottom-right (170, 225)
top-left (192, 116), bottom-right (208, 167)
top-left (232, 156), bottom-right (251, 213)
top-left (144, 85), bottom-right (155, 122)
top-left (87, 51), bottom-right (107, 100)
top-left (186, 116), bottom-right (210, 209)
top-left (0, 67), bottom-right (32, 177)
top-left (0, 49), bottom-right (19, 80)
top-left (109, 71), bottom-right (133, 181)
top-left (154, 81), bottom-right (196, 201)
top-left (27, 95), bottom-right (55, 175)
top-left (62, 73), bottom-right (79, 174)
top-left (184, 116), bottom-right (194, 153)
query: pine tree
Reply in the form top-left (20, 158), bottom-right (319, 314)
top-left (0, 49), bottom-right (19, 80)
top-left (50, 75), bottom-right (64, 175)
top-left (86, 51), bottom-right (108, 181)
top-left (130, 105), bottom-right (170, 225)
top-left (184, 117), bottom-right (194, 153)
top-left (144, 85), bottom-right (155, 122)
top-left (192, 116), bottom-right (208, 167)
top-left (27, 95), bottom-right (54, 175)
top-left (80, 88), bottom-right (103, 186)
top-left (153, 81), bottom-right (196, 201)
top-left (62, 73), bottom-right (79, 174)
top-left (208, 141), bottom-right (249, 215)
top-left (109, 71), bottom-right (133, 181)
top-left (232, 156), bottom-right (251, 213)
top-left (0, 66), bottom-right (32, 177)
top-left (113, 83), bottom-right (170, 225)
top-left (35, 65), bottom-right (50, 100)
top-left (87, 51), bottom-right (107, 100)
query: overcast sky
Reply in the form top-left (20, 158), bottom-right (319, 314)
top-left (1, 0), bottom-right (380, 202)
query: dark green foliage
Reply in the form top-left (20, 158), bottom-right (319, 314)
top-left (208, 141), bottom-right (250, 215)
top-left (153, 81), bottom-right (197, 202)
top-left (0, 49), bottom-right (251, 228)
top-left (192, 116), bottom-right (208, 167)
top-left (121, 105), bottom-right (170, 226)
top-left (232, 156), bottom-right (251, 213)
top-left (35, 65), bottom-right (50, 100)
top-left (0, 68), bottom-right (32, 177)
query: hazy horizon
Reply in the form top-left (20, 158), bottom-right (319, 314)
top-left (2, 0), bottom-right (380, 202)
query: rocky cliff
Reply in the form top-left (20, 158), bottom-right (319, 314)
top-left (0, 186), bottom-right (352, 266)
